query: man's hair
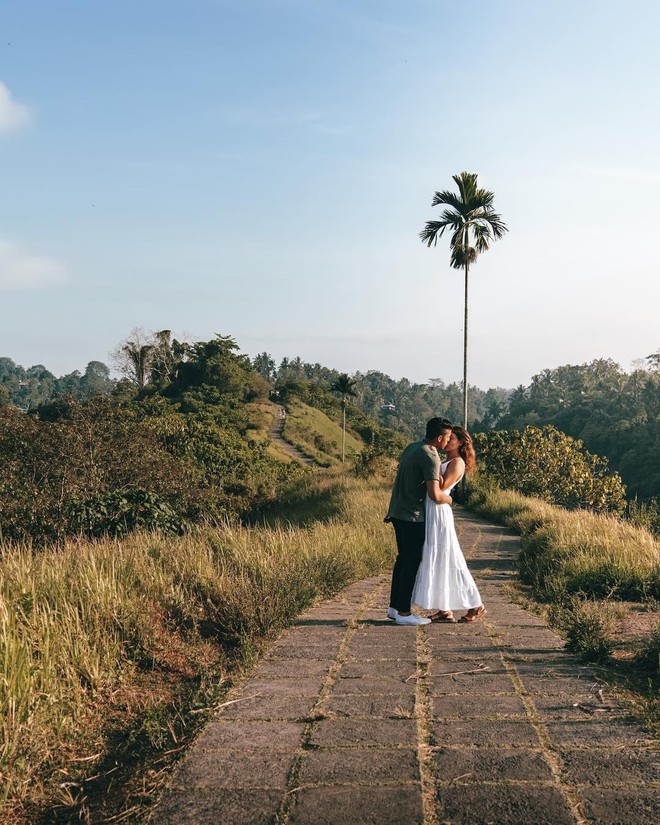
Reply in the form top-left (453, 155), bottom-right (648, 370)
top-left (425, 417), bottom-right (453, 439)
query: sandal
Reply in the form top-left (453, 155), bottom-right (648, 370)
top-left (430, 610), bottom-right (456, 623)
top-left (458, 606), bottom-right (486, 623)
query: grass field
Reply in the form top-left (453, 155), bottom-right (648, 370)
top-left (0, 472), bottom-right (392, 823)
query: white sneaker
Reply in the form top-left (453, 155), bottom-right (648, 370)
top-left (395, 613), bottom-right (431, 626)
top-left (387, 607), bottom-right (398, 620)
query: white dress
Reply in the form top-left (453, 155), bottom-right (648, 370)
top-left (412, 459), bottom-right (482, 611)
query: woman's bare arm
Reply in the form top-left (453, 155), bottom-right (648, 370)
top-left (439, 457), bottom-right (465, 492)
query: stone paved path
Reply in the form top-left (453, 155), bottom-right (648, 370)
top-left (152, 510), bottom-right (659, 824)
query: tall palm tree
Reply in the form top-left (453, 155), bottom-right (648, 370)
top-left (331, 373), bottom-right (357, 463)
top-left (420, 172), bottom-right (507, 427)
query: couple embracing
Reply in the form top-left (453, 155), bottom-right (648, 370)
top-left (385, 417), bottom-right (486, 626)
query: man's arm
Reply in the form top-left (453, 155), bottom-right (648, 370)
top-left (426, 479), bottom-right (452, 505)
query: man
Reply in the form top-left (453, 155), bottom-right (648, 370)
top-left (385, 417), bottom-right (454, 625)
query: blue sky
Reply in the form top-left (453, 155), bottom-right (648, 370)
top-left (1, 0), bottom-right (659, 388)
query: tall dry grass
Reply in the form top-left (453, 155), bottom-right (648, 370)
top-left (0, 473), bottom-right (392, 818)
top-left (467, 480), bottom-right (660, 601)
top-left (467, 480), bottom-right (660, 722)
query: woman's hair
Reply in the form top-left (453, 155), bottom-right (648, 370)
top-left (452, 425), bottom-right (477, 475)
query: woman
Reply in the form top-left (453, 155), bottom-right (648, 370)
top-left (412, 425), bottom-right (486, 623)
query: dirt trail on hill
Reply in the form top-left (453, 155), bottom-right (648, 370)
top-left (269, 403), bottom-right (315, 465)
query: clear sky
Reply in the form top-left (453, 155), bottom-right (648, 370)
top-left (1, 0), bottom-right (659, 389)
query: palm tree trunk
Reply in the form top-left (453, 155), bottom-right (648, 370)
top-left (462, 260), bottom-right (469, 429)
top-left (341, 403), bottom-right (346, 463)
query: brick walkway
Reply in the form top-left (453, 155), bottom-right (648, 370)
top-left (151, 511), bottom-right (659, 824)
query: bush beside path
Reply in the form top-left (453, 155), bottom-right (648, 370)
top-left (152, 511), bottom-right (658, 825)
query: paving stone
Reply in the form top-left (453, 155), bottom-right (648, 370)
top-left (330, 677), bottom-right (416, 696)
top-left (298, 747), bottom-right (419, 784)
top-left (288, 622), bottom-right (348, 634)
top-left (347, 635), bottom-right (415, 650)
top-left (492, 615), bottom-right (547, 628)
top-left (429, 658), bottom-right (506, 677)
top-left (194, 720), bottom-right (305, 751)
top-left (433, 719), bottom-right (540, 746)
top-left (428, 673), bottom-right (517, 694)
top-left (560, 748), bottom-right (660, 785)
top-left (217, 693), bottom-right (318, 720)
top-left (531, 694), bottom-right (627, 720)
top-left (500, 632), bottom-right (565, 649)
top-left (520, 675), bottom-right (604, 695)
top-left (251, 659), bottom-right (333, 678)
top-left (580, 787), bottom-right (660, 824)
top-left (545, 720), bottom-right (653, 747)
top-left (508, 651), bottom-right (583, 667)
top-left (353, 626), bottom-right (412, 639)
top-left (513, 660), bottom-right (585, 675)
top-left (279, 629), bottom-right (346, 645)
top-left (439, 784), bottom-right (576, 824)
top-left (232, 677), bottom-right (324, 696)
top-left (289, 786), bottom-right (423, 824)
top-left (345, 648), bottom-right (415, 662)
top-left (426, 648), bottom-right (503, 664)
top-left (152, 789), bottom-right (282, 825)
top-left (429, 628), bottom-right (497, 643)
top-left (426, 641), bottom-right (501, 658)
top-left (339, 660), bottom-right (418, 679)
top-left (324, 693), bottom-right (416, 719)
top-left (171, 747), bottom-right (295, 789)
top-left (432, 693), bottom-right (527, 719)
top-left (269, 645), bottom-right (342, 660)
top-left (311, 718), bottom-right (417, 747)
top-left (434, 746), bottom-right (554, 782)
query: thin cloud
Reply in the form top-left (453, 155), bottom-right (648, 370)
top-left (0, 238), bottom-right (67, 290)
top-left (0, 81), bottom-right (31, 134)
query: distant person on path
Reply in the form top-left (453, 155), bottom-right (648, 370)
top-left (412, 425), bottom-right (486, 623)
top-left (385, 417), bottom-right (454, 626)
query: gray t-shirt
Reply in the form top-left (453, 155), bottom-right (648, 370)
top-left (386, 440), bottom-right (441, 522)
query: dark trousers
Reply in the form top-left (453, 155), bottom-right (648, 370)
top-left (389, 518), bottom-right (426, 613)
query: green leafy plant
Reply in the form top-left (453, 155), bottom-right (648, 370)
top-left (473, 425), bottom-right (626, 513)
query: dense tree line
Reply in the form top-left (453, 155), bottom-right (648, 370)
top-left (0, 335), bottom-right (298, 543)
top-left (496, 356), bottom-right (660, 500)
top-left (252, 352), bottom-right (510, 436)
top-left (0, 357), bottom-right (114, 409)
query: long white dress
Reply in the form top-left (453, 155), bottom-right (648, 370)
top-left (412, 459), bottom-right (482, 611)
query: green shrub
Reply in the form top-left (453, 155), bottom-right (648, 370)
top-left (473, 425), bottom-right (626, 513)
top-left (552, 599), bottom-right (613, 661)
top-left (67, 489), bottom-right (184, 538)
